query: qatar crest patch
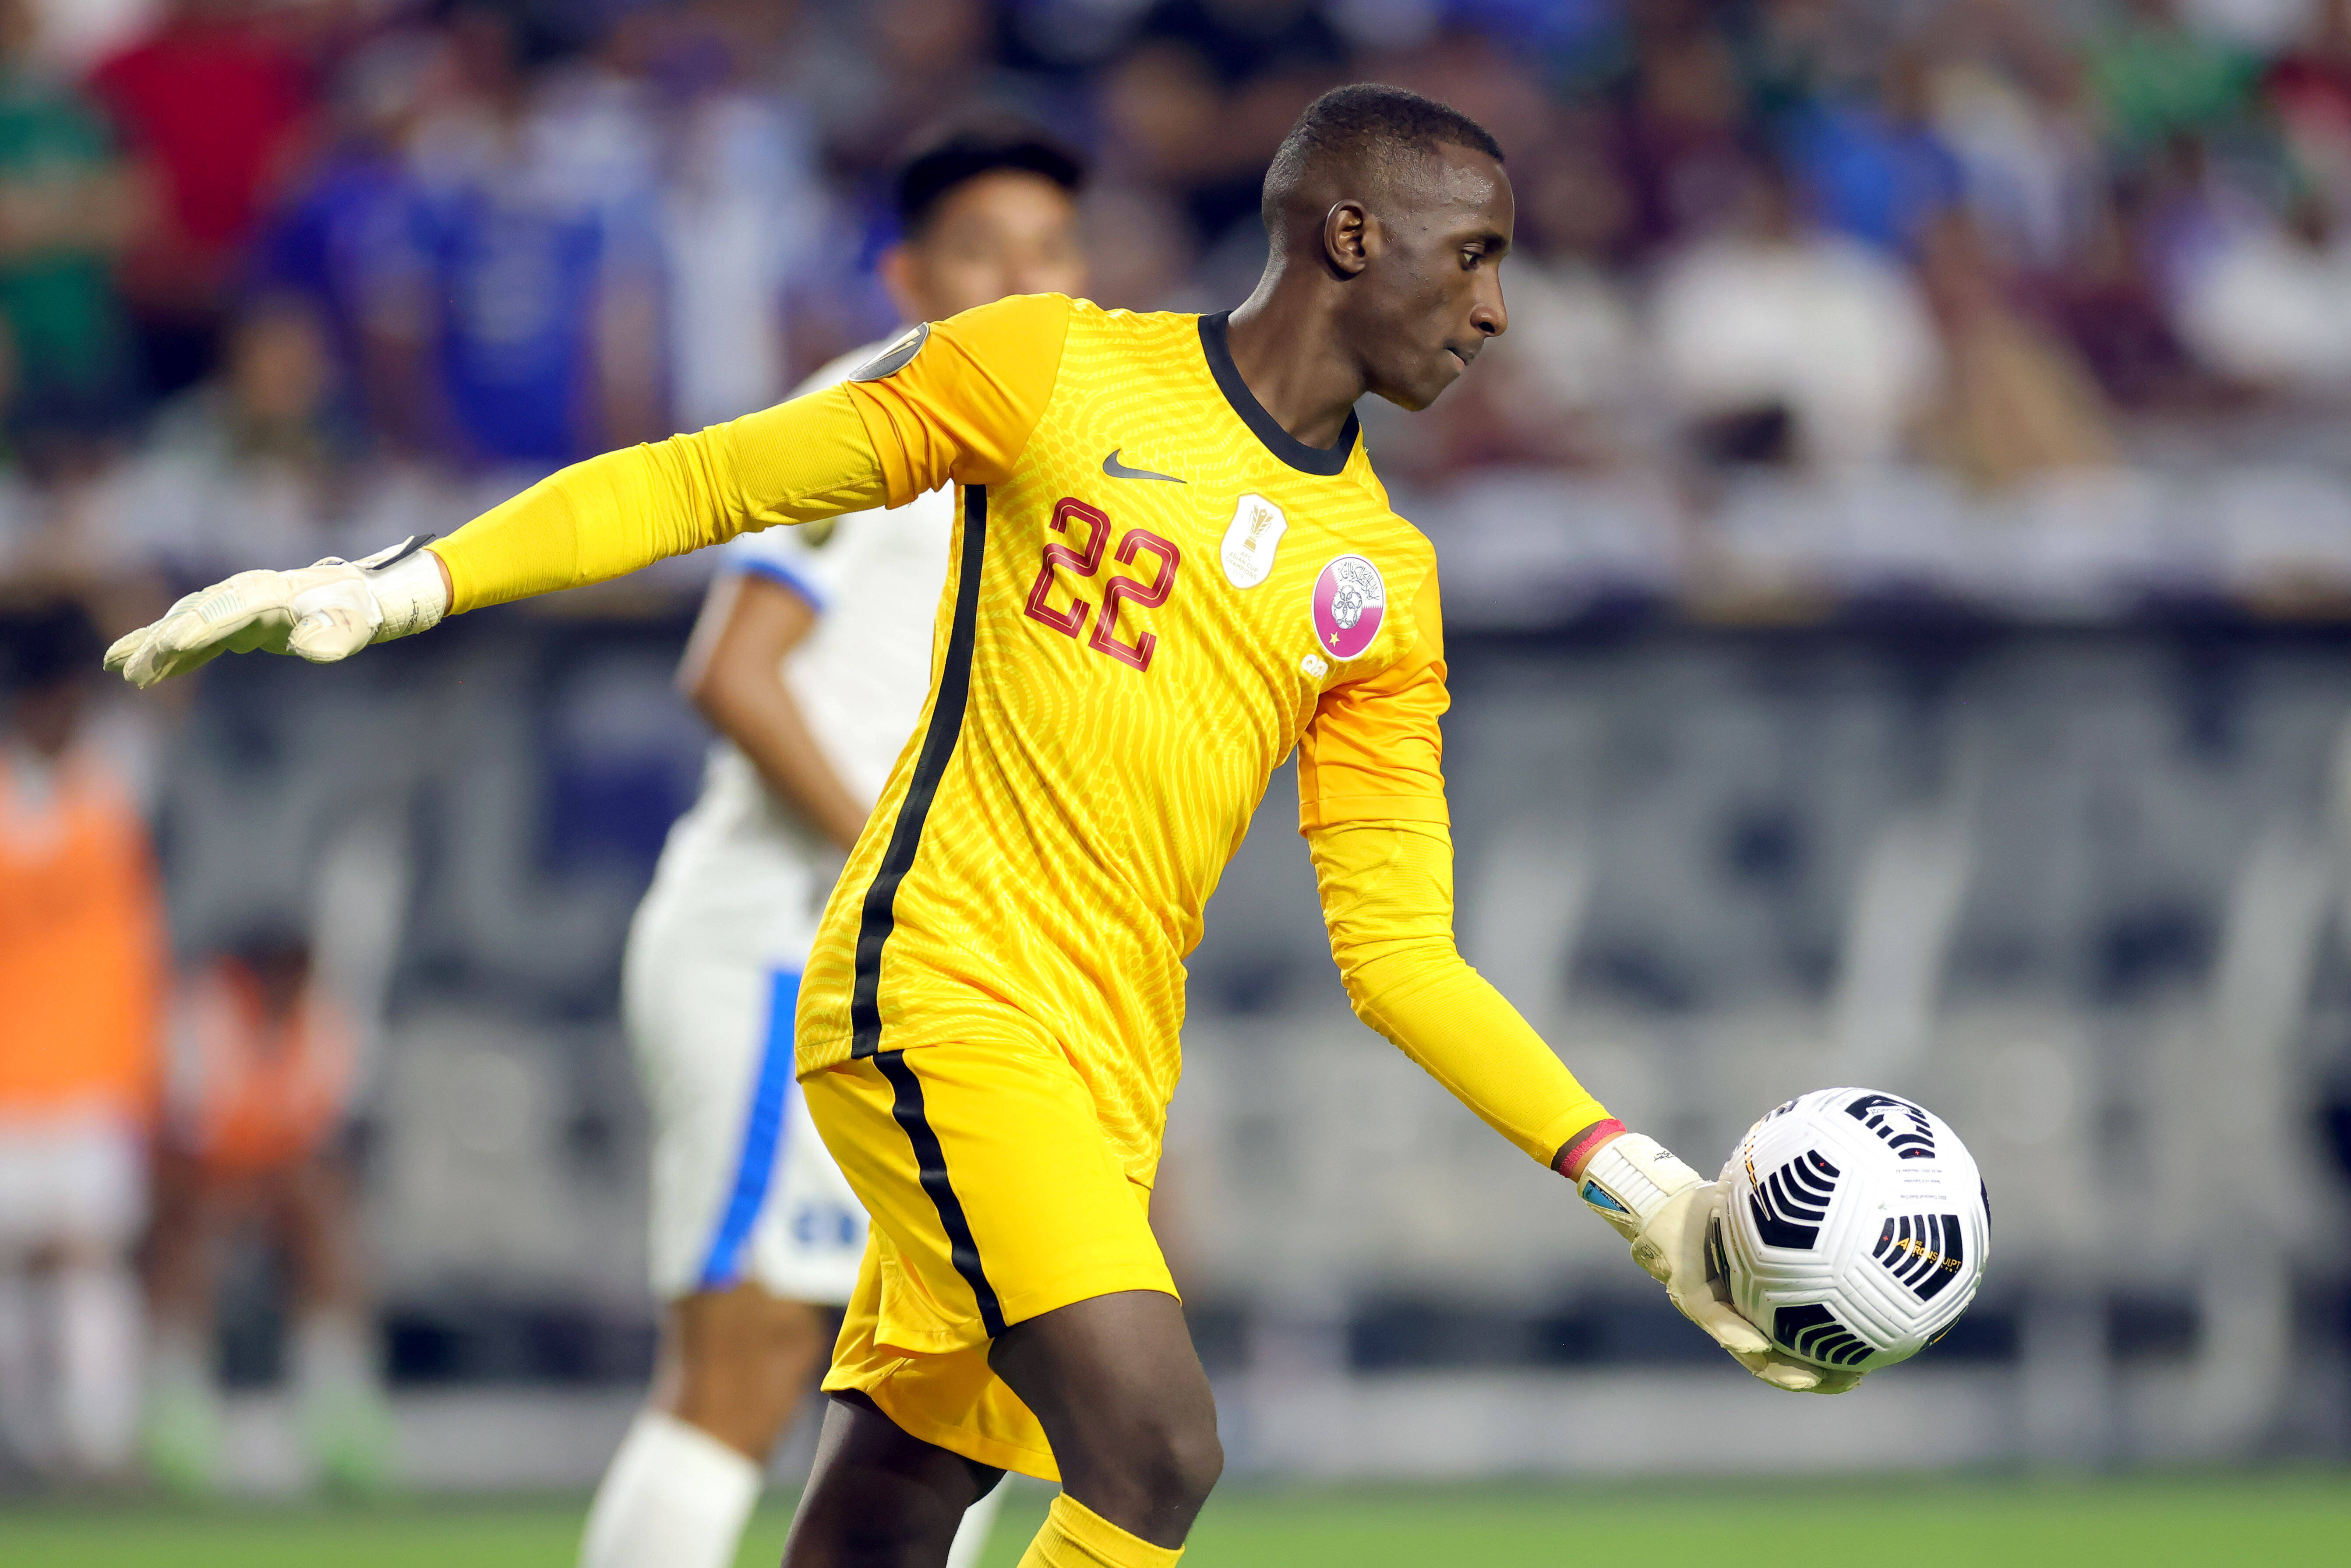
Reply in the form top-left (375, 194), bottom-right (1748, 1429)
top-left (1310, 554), bottom-right (1386, 661)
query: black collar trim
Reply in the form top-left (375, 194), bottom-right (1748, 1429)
top-left (1197, 311), bottom-right (1358, 477)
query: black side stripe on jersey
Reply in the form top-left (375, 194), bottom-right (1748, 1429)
top-left (850, 483), bottom-right (988, 1058)
top-left (872, 1048), bottom-right (1005, 1337)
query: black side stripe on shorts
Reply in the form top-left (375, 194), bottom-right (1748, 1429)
top-left (850, 483), bottom-right (988, 1059)
top-left (873, 1048), bottom-right (1005, 1337)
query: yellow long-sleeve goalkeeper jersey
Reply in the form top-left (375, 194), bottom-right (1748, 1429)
top-left (432, 293), bottom-right (1608, 1177)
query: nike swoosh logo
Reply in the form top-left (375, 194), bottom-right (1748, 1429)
top-left (1102, 448), bottom-right (1186, 483)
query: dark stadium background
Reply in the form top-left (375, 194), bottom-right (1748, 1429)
top-left (1, 0), bottom-right (2347, 1557)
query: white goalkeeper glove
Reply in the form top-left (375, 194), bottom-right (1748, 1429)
top-left (105, 536), bottom-right (448, 689)
top-left (1574, 1128), bottom-right (1861, 1394)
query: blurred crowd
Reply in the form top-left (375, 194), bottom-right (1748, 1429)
top-left (0, 0), bottom-right (2343, 619)
top-left (8, 0), bottom-right (2351, 1490)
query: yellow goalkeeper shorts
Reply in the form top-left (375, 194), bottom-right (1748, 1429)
top-left (801, 1035), bottom-right (1174, 1481)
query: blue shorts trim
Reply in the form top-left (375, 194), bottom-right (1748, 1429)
top-left (736, 557), bottom-right (828, 612)
top-left (695, 967), bottom-right (801, 1291)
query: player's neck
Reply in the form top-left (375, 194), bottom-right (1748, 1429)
top-left (1222, 277), bottom-right (1366, 452)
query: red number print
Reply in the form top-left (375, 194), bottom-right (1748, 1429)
top-left (1022, 497), bottom-right (1109, 637)
top-left (1088, 529), bottom-right (1182, 672)
top-left (1021, 500), bottom-right (1181, 670)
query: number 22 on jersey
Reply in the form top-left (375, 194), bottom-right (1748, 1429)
top-left (1021, 496), bottom-right (1182, 672)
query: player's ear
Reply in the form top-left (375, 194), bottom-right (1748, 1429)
top-left (1322, 199), bottom-right (1371, 278)
top-left (878, 243), bottom-right (921, 323)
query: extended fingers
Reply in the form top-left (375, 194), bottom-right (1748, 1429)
top-left (111, 571), bottom-right (308, 687)
top-left (1755, 1360), bottom-right (1824, 1392)
top-left (169, 570), bottom-right (292, 647)
top-left (1728, 1345), bottom-right (1823, 1391)
top-left (1674, 1291), bottom-right (1771, 1357)
top-left (1640, 1183), bottom-right (1776, 1364)
top-left (119, 604), bottom-right (249, 687)
top-left (107, 587), bottom-right (212, 679)
top-left (127, 628), bottom-right (217, 689)
top-left (122, 624), bottom-right (184, 688)
top-left (1726, 1343), bottom-right (1862, 1394)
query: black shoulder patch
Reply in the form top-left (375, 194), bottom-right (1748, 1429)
top-left (849, 322), bottom-right (930, 382)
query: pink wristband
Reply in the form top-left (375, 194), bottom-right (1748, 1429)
top-left (1556, 1118), bottom-right (1627, 1180)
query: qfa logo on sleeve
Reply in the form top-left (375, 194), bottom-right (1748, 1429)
top-left (1310, 554), bottom-right (1385, 660)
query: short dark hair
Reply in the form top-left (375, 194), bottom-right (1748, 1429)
top-left (896, 120), bottom-right (1087, 238)
top-left (1261, 84), bottom-right (1504, 232)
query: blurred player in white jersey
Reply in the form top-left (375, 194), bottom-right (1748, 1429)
top-left (579, 124), bottom-right (1089, 1568)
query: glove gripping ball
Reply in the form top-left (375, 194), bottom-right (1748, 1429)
top-left (1715, 1087), bottom-right (1989, 1374)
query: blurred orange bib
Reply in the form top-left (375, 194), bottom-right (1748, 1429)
top-left (176, 961), bottom-right (355, 1174)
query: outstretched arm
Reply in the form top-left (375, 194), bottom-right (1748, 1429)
top-left (432, 384), bottom-right (888, 614)
top-left (105, 383), bottom-right (890, 687)
top-left (107, 295), bottom-right (1076, 687)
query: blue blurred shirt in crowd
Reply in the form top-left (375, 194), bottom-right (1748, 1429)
top-left (1791, 99), bottom-right (1965, 257)
top-left (251, 141), bottom-right (425, 426)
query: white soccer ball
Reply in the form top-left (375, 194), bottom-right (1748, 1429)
top-left (1714, 1086), bottom-right (1990, 1373)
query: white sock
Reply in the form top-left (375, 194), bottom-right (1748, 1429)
top-left (53, 1262), bottom-right (142, 1473)
top-left (945, 1479), bottom-right (1008, 1568)
top-left (291, 1309), bottom-right (377, 1401)
top-left (291, 1307), bottom-right (394, 1492)
top-left (580, 1409), bottom-right (762, 1568)
top-left (148, 1319), bottom-right (212, 1396)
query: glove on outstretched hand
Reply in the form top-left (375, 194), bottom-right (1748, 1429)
top-left (1574, 1130), bottom-right (1863, 1395)
top-left (105, 536), bottom-right (447, 689)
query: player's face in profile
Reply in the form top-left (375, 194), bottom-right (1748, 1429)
top-left (886, 170), bottom-right (1087, 322)
top-left (1352, 144), bottom-right (1512, 412)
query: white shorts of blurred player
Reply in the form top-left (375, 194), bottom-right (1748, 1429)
top-left (623, 905), bottom-right (867, 1308)
top-left (0, 1108), bottom-right (146, 1254)
top-left (0, 1106), bottom-right (146, 1475)
top-left (597, 897), bottom-right (1017, 1568)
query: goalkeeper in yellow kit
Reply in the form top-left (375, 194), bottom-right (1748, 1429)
top-left (109, 85), bottom-right (1856, 1568)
